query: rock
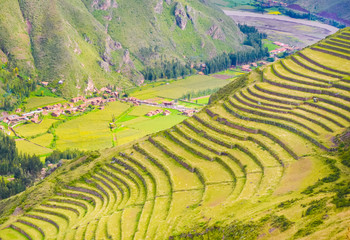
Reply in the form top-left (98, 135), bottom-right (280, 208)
top-left (186, 5), bottom-right (196, 23)
top-left (99, 60), bottom-right (110, 72)
top-left (174, 2), bottom-right (187, 30)
top-left (102, 36), bottom-right (122, 66)
top-left (107, 36), bottom-right (122, 51)
top-left (123, 49), bottom-right (134, 68)
top-left (92, 0), bottom-right (118, 10)
top-left (154, 0), bottom-right (163, 14)
top-left (207, 24), bottom-right (226, 41)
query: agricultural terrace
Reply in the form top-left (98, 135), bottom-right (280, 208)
top-left (1, 29), bottom-right (350, 239)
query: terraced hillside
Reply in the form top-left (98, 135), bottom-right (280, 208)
top-left (1, 29), bottom-right (350, 239)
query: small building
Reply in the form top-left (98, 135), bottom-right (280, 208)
top-left (41, 82), bottom-right (49, 86)
top-left (251, 62), bottom-right (258, 67)
top-left (163, 101), bottom-right (174, 106)
top-left (0, 126), bottom-right (4, 131)
top-left (43, 105), bottom-right (54, 111)
top-left (51, 110), bottom-right (62, 117)
top-left (163, 110), bottom-right (171, 116)
top-left (15, 108), bottom-right (22, 113)
top-left (65, 109), bottom-right (76, 114)
top-left (99, 106), bottom-right (105, 110)
top-left (182, 109), bottom-right (195, 117)
top-left (146, 111), bottom-right (155, 117)
top-left (31, 115), bottom-right (40, 124)
top-left (71, 96), bottom-right (84, 103)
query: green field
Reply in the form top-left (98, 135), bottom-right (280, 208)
top-left (15, 119), bottom-right (57, 138)
top-left (193, 96), bottom-right (210, 105)
top-left (55, 101), bottom-right (130, 151)
top-left (263, 39), bottom-right (280, 51)
top-left (16, 140), bottom-right (53, 156)
top-left (24, 96), bottom-right (66, 110)
top-left (129, 75), bottom-right (232, 100)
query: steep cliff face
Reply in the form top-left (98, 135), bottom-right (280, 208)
top-left (0, 0), bottom-right (243, 97)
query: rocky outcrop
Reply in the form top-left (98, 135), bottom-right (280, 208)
top-left (154, 0), bottom-right (163, 14)
top-left (102, 36), bottom-right (122, 67)
top-left (174, 2), bottom-right (187, 30)
top-left (121, 50), bottom-right (144, 85)
top-left (92, 0), bottom-right (118, 10)
top-left (207, 24), bottom-right (226, 41)
top-left (186, 5), bottom-right (195, 23)
top-left (122, 49), bottom-right (134, 68)
top-left (99, 60), bottom-right (110, 72)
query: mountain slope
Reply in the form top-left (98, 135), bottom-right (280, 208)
top-left (0, 28), bottom-right (349, 240)
top-left (0, 0), bottom-right (243, 98)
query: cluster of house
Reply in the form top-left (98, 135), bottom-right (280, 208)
top-left (256, 0), bottom-right (287, 7)
top-left (241, 61), bottom-right (267, 72)
top-left (270, 42), bottom-right (300, 56)
top-left (2, 110), bottom-right (42, 126)
top-left (0, 87), bottom-right (120, 125)
top-left (146, 109), bottom-right (171, 117)
top-left (182, 109), bottom-right (197, 117)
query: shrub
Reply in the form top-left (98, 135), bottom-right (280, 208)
top-left (271, 215), bottom-right (294, 232)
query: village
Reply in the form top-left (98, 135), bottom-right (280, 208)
top-left (0, 86), bottom-right (198, 130)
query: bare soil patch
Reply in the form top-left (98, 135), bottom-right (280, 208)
top-left (211, 74), bottom-right (233, 80)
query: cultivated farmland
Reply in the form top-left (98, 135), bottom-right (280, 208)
top-left (129, 75), bottom-right (232, 100)
top-left (1, 28), bottom-right (350, 240)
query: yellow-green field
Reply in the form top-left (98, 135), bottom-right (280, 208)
top-left (24, 96), bottom-right (66, 110)
top-left (55, 102), bottom-right (130, 151)
top-left (16, 140), bottom-right (53, 156)
top-left (15, 119), bottom-right (57, 138)
top-left (129, 75), bottom-right (232, 100)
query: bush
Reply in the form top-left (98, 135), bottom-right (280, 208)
top-left (271, 215), bottom-right (294, 232)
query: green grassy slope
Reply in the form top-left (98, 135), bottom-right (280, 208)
top-left (0, 0), bottom-right (243, 98)
top-left (0, 28), bottom-right (349, 240)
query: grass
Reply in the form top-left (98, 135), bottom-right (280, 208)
top-left (31, 134), bottom-right (54, 148)
top-left (15, 119), bottom-right (57, 138)
top-left (192, 96), bottom-right (210, 105)
top-left (129, 75), bottom-right (232, 100)
top-left (263, 39), bottom-right (279, 51)
top-left (16, 140), bottom-right (53, 156)
top-left (24, 97), bottom-right (66, 110)
top-left (55, 101), bottom-right (130, 151)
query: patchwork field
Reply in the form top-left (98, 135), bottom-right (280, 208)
top-left (24, 97), bottom-right (66, 110)
top-left (15, 139), bottom-right (53, 156)
top-left (1, 29), bottom-right (350, 240)
top-left (129, 75), bottom-right (233, 100)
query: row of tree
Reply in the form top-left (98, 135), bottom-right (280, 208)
top-left (0, 132), bottom-right (43, 200)
top-left (142, 60), bottom-right (195, 81)
top-left (203, 24), bottom-right (269, 75)
top-left (45, 149), bottom-right (85, 165)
